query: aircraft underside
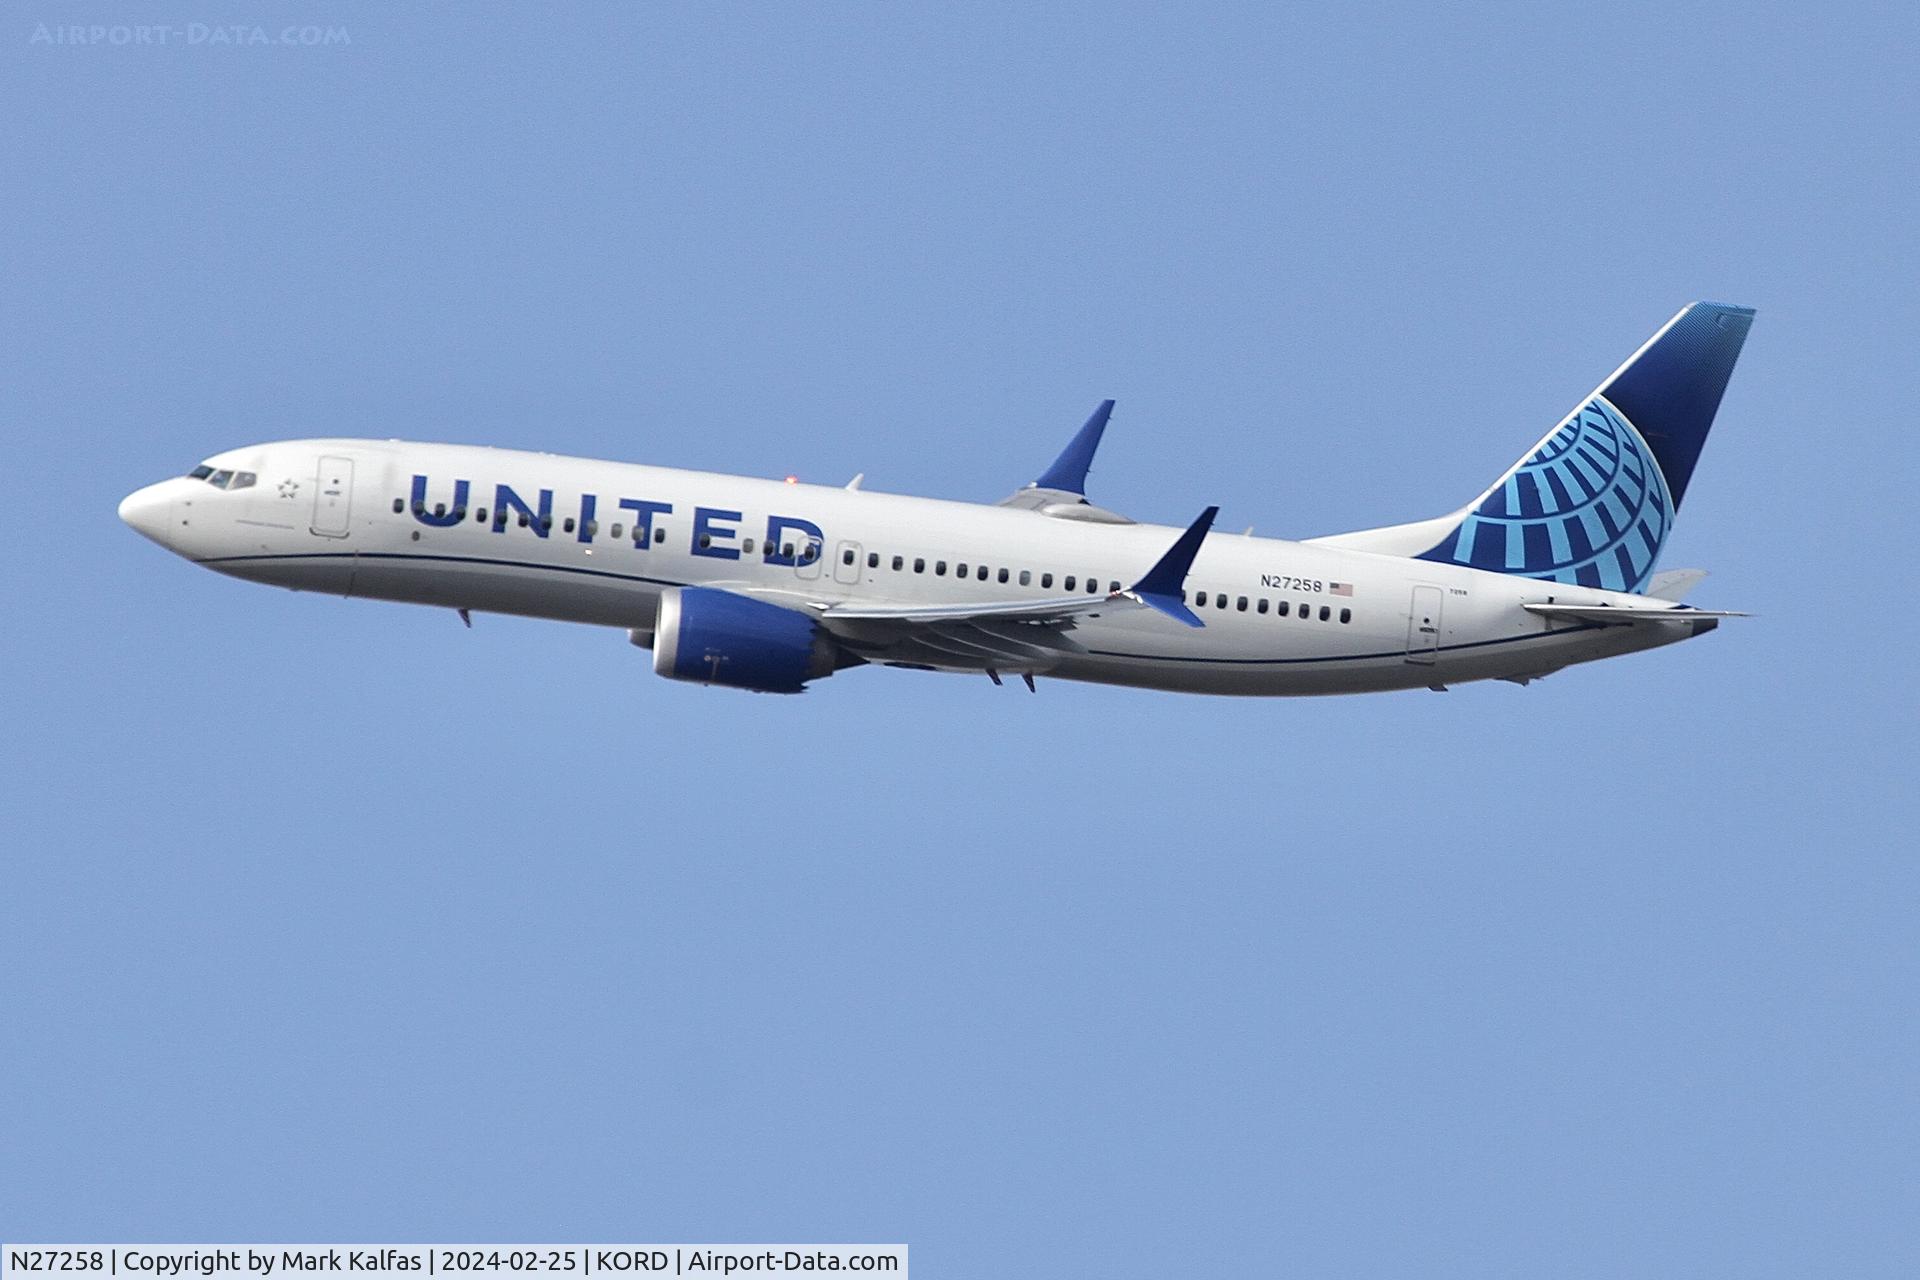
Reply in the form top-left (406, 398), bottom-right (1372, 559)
top-left (205, 547), bottom-right (1700, 697)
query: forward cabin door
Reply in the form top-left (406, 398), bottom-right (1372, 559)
top-left (310, 456), bottom-right (354, 538)
top-left (1405, 585), bottom-right (1443, 664)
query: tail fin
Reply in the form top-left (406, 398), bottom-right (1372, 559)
top-left (1313, 302), bottom-right (1755, 593)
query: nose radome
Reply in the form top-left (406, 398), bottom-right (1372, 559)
top-left (118, 482), bottom-right (174, 544)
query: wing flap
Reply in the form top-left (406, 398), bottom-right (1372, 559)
top-left (820, 593), bottom-right (1115, 625)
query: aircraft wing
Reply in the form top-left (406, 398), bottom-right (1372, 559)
top-left (1001, 400), bottom-right (1136, 523)
top-left (819, 593), bottom-right (1129, 626)
top-left (812, 506), bottom-right (1218, 671)
top-left (1523, 603), bottom-right (1749, 626)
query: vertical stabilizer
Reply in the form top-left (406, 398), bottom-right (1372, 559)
top-left (1311, 303), bottom-right (1756, 592)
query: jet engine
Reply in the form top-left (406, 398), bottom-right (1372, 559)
top-left (650, 586), bottom-right (843, 693)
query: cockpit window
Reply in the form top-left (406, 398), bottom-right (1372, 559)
top-left (186, 464), bottom-right (258, 488)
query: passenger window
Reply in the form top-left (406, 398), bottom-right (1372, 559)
top-left (1237, 596), bottom-right (1248, 611)
top-left (392, 498), bottom-right (404, 514)
top-left (1041, 573), bottom-right (1054, 588)
top-left (936, 560), bottom-right (947, 576)
top-left (612, 523), bottom-right (624, 539)
top-left (476, 508), bottom-right (488, 523)
top-left (436, 504), bottom-right (446, 518)
top-left (699, 533), bottom-right (711, 548)
top-left (914, 558), bottom-right (925, 573)
top-left (998, 568), bottom-right (1009, 584)
top-left (956, 562), bottom-right (968, 577)
top-left (1277, 601), bottom-right (1289, 617)
top-left (783, 543), bottom-right (795, 556)
top-left (1339, 607), bottom-right (1352, 624)
top-left (1110, 581), bottom-right (1121, 593)
top-left (656, 527), bottom-right (666, 544)
top-left (742, 537), bottom-right (755, 554)
top-left (977, 565), bottom-right (988, 580)
top-left (1257, 599), bottom-right (1269, 614)
top-left (1065, 576), bottom-right (1077, 591)
top-left (892, 555), bottom-right (904, 571)
top-left (1087, 578), bottom-right (1100, 594)
top-left (1319, 605), bottom-right (1331, 621)
top-left (1214, 593), bottom-right (1226, 608)
top-left (843, 549), bottom-right (856, 566)
top-left (1019, 570), bottom-right (1031, 586)
top-left (518, 514), bottom-right (530, 528)
top-left (584, 520), bottom-right (596, 536)
top-left (867, 552), bottom-right (878, 568)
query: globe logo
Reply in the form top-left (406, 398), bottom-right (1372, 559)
top-left (1421, 396), bottom-right (1673, 592)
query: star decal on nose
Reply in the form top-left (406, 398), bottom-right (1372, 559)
top-left (278, 478), bottom-right (300, 499)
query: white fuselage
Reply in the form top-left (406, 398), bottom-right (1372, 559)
top-left (119, 438), bottom-right (1715, 695)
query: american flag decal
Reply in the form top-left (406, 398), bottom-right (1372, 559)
top-left (1329, 581), bottom-right (1354, 597)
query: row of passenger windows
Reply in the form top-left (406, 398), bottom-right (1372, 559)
top-left (845, 547), bottom-right (1353, 622)
top-left (395, 498), bottom-right (673, 543)
top-left (853, 548), bottom-right (1121, 593)
top-left (391, 496), bottom-right (1352, 621)
top-left (1184, 592), bottom-right (1352, 624)
top-left (187, 465), bottom-right (257, 490)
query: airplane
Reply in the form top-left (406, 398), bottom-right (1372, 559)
top-left (118, 302), bottom-right (1754, 697)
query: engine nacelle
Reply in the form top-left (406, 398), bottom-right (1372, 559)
top-left (651, 587), bottom-right (840, 693)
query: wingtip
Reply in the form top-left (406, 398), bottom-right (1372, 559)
top-left (1032, 400), bottom-right (1116, 495)
top-left (1126, 590), bottom-right (1204, 628)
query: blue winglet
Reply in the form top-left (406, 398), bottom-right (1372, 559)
top-left (1033, 400), bottom-right (1115, 495)
top-left (1122, 505), bottom-right (1218, 628)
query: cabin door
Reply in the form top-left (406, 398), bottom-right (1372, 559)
top-left (1405, 585), bottom-right (1442, 664)
top-left (310, 456), bottom-right (354, 538)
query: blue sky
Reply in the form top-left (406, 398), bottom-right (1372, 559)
top-left (3, 3), bottom-right (1916, 1275)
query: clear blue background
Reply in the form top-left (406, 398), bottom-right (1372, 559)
top-left (4, 3), bottom-right (1915, 1275)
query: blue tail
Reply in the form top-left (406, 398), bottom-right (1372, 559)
top-left (1415, 302), bottom-right (1755, 593)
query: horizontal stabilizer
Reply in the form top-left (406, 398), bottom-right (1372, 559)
top-left (1646, 568), bottom-right (1708, 602)
top-left (1523, 602), bottom-right (1748, 626)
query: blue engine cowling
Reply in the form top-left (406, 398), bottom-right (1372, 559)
top-left (651, 587), bottom-right (840, 693)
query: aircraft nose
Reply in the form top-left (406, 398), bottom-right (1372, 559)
top-left (118, 482), bottom-right (174, 544)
